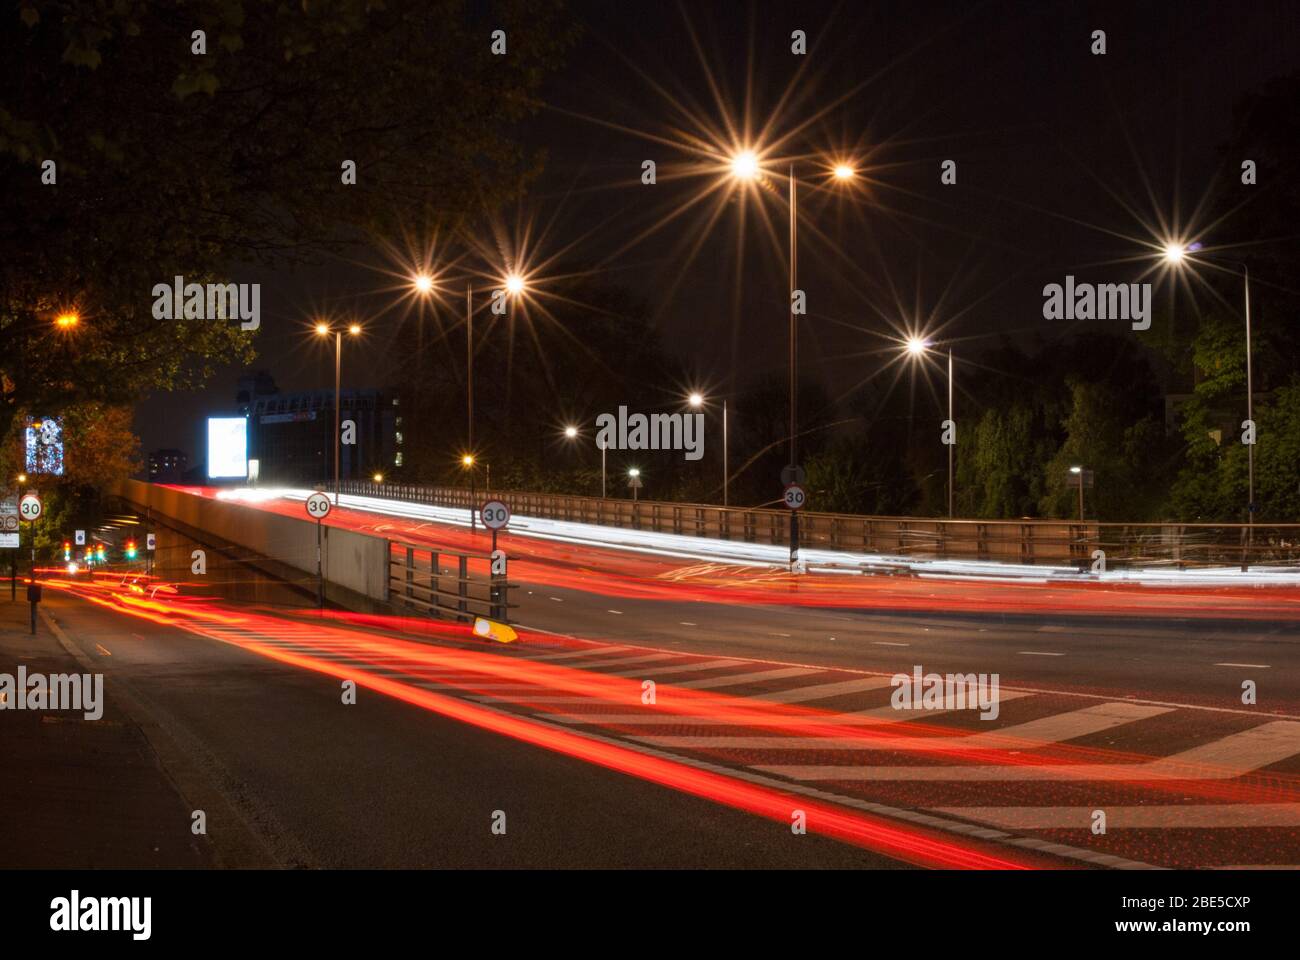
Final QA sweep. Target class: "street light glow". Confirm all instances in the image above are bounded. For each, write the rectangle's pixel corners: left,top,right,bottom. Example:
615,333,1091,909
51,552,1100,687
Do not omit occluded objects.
833,164,855,181
730,150,760,180
628,467,640,478
372,472,383,483
688,392,704,408
564,425,578,438
348,323,362,336
55,312,79,329
314,322,329,336
1070,465,1083,474
905,336,929,356
504,273,526,296
462,454,475,467
1163,243,1187,264
412,274,434,294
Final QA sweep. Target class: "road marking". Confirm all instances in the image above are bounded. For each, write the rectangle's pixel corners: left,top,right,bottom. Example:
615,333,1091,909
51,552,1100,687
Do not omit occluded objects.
755,720,1300,782
871,641,909,647
536,691,1038,727
523,645,631,662
1215,662,1271,669
935,804,1300,829
606,609,624,615
679,622,696,626
633,703,1170,751
578,653,677,669
549,597,564,602
1017,651,1064,657
608,658,740,678
94,643,112,657
770,632,792,638
673,667,819,690
758,676,895,705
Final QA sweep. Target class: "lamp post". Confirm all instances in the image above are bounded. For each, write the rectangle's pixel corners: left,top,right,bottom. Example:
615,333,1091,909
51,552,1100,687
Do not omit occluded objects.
727,153,856,567
905,337,956,518
1070,465,1085,521
315,321,362,505
1162,244,1255,568
688,392,729,507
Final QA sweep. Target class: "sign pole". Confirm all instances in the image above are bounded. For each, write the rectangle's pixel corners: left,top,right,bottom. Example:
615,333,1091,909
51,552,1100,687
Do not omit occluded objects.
316,517,323,609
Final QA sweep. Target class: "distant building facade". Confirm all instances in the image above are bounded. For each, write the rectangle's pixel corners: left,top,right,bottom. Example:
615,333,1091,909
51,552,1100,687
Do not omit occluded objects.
148,448,189,483
236,372,402,485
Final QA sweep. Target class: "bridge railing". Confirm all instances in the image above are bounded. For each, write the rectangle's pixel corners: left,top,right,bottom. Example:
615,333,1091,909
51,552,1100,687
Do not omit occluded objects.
387,540,513,622
338,481,1300,568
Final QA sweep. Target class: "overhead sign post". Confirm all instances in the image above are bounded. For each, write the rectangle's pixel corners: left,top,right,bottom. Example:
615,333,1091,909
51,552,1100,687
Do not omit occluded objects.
305,492,332,608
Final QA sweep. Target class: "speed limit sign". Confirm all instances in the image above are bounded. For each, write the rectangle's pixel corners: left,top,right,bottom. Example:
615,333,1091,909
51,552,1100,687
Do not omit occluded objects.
481,500,511,530
782,483,806,510
305,492,332,520
18,493,42,521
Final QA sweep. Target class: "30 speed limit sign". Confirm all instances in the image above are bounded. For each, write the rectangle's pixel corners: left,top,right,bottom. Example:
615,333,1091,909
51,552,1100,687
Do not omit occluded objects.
782,483,806,510
481,500,511,530
305,492,332,520
18,493,42,521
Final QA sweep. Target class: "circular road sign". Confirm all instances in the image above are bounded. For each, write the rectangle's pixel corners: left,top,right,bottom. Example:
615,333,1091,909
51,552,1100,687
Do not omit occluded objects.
481,499,511,530
782,483,806,511
18,493,43,521
305,492,332,520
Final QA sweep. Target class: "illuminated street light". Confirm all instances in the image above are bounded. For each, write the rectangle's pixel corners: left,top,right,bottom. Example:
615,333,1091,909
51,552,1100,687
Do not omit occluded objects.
372,472,383,483
730,150,760,180
833,164,855,181
687,392,704,408
628,467,640,477
16,473,26,484
314,320,363,504
905,336,929,357
412,273,434,294
504,273,526,296
1161,240,1254,566
462,453,475,468
901,337,956,517
55,312,79,329
564,425,578,438
1070,465,1086,521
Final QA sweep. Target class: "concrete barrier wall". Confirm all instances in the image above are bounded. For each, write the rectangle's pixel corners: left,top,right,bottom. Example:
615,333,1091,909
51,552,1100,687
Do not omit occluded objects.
114,481,389,601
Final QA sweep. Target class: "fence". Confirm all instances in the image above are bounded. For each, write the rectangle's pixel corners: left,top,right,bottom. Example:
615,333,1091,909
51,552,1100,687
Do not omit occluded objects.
337,480,1300,568
388,540,513,622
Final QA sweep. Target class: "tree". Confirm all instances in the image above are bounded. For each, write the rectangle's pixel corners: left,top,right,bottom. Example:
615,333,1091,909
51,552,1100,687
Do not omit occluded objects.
1,0,576,456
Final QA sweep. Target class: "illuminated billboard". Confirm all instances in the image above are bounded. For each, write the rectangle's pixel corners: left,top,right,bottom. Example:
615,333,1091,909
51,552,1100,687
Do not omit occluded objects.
206,417,248,480
25,416,65,476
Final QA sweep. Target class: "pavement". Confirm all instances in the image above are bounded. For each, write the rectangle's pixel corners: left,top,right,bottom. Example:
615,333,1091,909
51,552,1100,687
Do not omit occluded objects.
0,596,214,868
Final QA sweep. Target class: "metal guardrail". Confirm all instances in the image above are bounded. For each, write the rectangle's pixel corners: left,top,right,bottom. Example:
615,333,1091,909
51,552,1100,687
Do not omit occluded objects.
388,540,513,622
341,482,1300,568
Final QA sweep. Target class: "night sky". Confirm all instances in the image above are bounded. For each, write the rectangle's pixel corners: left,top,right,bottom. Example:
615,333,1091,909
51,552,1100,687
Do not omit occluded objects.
135,0,1300,461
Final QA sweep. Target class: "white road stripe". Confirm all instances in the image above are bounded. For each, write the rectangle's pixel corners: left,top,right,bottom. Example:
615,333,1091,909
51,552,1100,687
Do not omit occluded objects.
756,720,1300,781
535,691,1035,726
521,646,631,662
673,667,819,690
633,703,1169,751
1018,651,1065,657
935,804,1300,829
608,658,741,678
758,676,896,704
1215,662,1271,669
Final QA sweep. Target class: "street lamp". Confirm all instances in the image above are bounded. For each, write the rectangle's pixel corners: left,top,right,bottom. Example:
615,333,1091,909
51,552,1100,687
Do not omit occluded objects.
727,150,856,567
904,337,956,518
55,312,79,329
628,466,642,503
1069,465,1085,521
1162,241,1255,567
314,320,362,505
687,391,730,507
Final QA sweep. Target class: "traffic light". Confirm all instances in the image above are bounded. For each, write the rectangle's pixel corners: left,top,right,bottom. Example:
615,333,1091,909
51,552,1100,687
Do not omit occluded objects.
96,543,106,562
125,539,137,560
63,541,71,561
